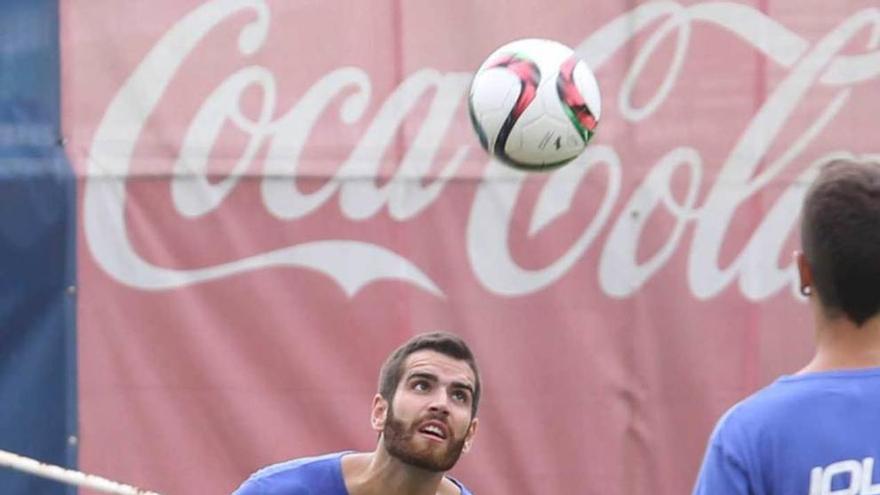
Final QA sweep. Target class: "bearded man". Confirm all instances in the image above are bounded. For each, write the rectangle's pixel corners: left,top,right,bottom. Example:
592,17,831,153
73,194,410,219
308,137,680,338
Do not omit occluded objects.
234,332,480,495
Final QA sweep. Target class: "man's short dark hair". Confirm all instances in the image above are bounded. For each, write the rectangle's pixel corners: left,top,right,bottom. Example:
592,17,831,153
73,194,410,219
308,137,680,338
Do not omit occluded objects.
801,159,880,326
378,332,481,417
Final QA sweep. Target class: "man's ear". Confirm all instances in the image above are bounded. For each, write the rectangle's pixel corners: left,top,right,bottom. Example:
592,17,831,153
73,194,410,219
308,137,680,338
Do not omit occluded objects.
371,394,388,432
462,417,479,454
796,251,814,296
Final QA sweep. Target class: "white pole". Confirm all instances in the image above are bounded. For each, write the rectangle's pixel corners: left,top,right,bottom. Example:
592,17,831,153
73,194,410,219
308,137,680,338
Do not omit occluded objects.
0,449,161,495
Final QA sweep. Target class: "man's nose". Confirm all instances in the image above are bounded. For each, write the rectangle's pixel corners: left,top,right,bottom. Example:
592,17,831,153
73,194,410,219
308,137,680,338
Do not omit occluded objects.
428,391,451,415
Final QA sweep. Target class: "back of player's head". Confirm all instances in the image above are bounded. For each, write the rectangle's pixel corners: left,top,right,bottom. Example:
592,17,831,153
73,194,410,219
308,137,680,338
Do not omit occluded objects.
801,158,880,326
378,331,481,416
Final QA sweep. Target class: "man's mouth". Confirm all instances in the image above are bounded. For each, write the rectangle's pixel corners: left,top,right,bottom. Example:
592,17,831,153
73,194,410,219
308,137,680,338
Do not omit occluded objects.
417,421,448,441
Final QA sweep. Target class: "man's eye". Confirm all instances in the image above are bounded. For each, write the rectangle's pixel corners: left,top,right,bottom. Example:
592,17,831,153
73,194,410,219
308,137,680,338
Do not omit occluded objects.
452,390,470,403
413,381,429,391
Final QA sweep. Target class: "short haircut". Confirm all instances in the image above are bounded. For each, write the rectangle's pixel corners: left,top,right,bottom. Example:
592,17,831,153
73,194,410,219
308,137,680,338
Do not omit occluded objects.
378,332,481,416
801,159,880,325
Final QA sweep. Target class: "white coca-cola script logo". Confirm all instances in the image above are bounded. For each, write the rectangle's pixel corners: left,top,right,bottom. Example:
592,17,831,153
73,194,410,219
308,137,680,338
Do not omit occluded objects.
84,0,880,299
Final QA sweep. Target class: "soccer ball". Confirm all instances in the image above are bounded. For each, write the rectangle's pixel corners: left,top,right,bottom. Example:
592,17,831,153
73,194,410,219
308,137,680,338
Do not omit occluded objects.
468,38,601,171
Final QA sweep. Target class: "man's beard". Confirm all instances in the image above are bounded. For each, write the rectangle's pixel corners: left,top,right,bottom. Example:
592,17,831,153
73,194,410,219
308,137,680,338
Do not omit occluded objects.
382,407,467,472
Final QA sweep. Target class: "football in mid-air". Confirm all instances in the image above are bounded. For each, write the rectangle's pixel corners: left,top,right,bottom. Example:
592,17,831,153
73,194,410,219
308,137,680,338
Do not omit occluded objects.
468,38,601,171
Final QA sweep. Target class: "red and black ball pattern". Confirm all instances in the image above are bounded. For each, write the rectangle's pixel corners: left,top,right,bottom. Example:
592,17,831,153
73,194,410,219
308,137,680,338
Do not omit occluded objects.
468,53,542,166
556,57,598,142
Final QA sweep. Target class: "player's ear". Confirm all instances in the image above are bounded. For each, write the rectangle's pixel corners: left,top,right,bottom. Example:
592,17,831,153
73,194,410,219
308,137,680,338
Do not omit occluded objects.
371,394,388,432
796,251,813,296
462,417,479,454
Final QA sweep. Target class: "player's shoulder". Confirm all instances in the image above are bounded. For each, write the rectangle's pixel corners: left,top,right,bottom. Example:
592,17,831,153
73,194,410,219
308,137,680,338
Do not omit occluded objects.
248,451,347,479
733,368,880,420
712,368,880,441
447,475,475,495
232,451,350,495
708,378,806,443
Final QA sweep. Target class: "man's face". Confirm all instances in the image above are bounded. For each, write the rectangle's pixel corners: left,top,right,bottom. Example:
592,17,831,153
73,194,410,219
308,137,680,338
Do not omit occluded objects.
375,350,478,472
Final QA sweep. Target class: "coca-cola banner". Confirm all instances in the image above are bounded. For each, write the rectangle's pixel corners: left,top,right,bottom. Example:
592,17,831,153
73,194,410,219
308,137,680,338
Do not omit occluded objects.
62,1,879,493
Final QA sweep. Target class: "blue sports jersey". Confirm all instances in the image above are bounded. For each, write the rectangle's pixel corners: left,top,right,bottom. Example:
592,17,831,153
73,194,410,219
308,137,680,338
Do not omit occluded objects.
692,367,880,495
233,451,474,495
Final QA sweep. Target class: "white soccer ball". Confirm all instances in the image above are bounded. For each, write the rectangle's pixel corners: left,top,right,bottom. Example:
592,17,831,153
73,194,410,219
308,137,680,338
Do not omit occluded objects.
468,38,601,171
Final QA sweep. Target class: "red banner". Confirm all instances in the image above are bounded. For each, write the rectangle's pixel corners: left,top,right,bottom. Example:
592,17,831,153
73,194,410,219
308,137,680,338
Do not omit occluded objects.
63,1,880,493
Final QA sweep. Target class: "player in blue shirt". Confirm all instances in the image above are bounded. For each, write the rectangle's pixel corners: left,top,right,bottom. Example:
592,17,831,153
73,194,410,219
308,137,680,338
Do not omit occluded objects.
234,332,479,494
693,159,880,494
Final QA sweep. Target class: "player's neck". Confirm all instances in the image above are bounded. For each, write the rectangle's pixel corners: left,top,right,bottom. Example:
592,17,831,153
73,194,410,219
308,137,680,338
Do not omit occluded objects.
801,308,880,374
341,449,452,495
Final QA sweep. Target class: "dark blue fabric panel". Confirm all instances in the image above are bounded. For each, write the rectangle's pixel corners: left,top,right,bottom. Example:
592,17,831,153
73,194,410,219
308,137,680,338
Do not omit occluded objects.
0,0,77,493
